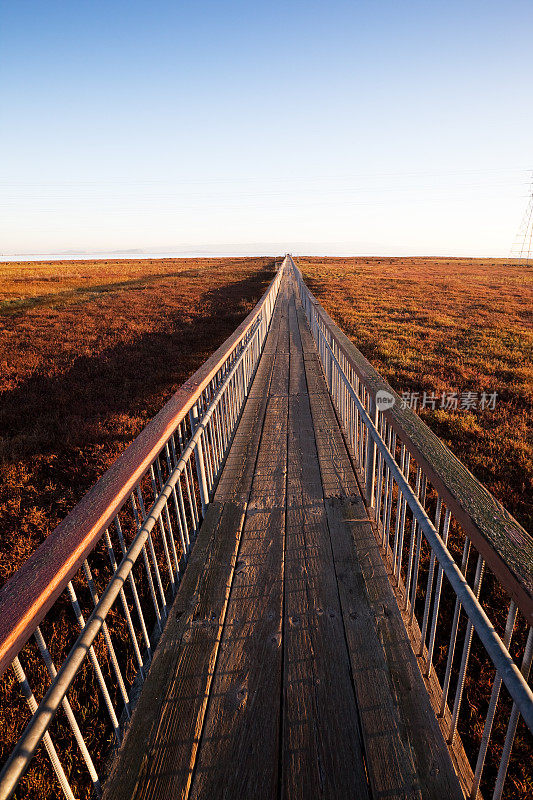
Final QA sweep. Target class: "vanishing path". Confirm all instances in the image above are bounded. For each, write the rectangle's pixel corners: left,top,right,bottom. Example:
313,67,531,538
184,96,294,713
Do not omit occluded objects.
103,268,462,800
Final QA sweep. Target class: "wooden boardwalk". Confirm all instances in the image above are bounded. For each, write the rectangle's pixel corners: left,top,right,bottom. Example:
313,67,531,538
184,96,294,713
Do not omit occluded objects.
104,272,463,800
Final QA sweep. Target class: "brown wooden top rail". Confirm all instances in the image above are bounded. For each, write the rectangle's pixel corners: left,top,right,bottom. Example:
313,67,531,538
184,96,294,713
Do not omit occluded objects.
291,257,533,625
0,264,282,678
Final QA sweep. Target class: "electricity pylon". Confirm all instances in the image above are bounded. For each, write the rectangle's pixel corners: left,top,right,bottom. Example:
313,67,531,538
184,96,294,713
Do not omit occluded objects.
511,172,533,265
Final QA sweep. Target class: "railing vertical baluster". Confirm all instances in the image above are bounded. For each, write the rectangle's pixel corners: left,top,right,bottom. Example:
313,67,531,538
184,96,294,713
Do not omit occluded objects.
209,410,219,482
165,442,187,564
392,444,406,573
212,404,224,475
168,437,191,555
374,417,386,525
104,529,145,671
202,415,215,494
419,498,443,655
11,657,76,800
218,395,228,452
448,554,486,744
190,402,209,516
227,378,236,431
34,626,102,796
365,393,378,508
440,537,472,715
155,459,181,581
134,490,167,620
471,600,517,798
114,517,152,659
242,336,249,389
82,560,131,717
131,496,163,632
222,391,232,449
67,582,122,744
394,449,410,583
149,466,176,593
383,431,396,550
176,472,192,554
425,509,451,677
404,465,422,611
492,627,533,800
409,474,427,624
349,370,356,455
184,457,200,534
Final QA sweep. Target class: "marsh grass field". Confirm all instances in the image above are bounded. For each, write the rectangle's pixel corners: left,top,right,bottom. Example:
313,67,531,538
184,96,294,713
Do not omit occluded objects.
0,257,276,583
295,256,533,799
297,257,532,799
0,256,277,798
298,256,532,532
0,255,531,798
2,255,529,579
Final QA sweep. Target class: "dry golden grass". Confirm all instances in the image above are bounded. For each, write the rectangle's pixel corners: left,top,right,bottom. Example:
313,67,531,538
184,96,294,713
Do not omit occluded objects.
298,256,533,799
298,256,533,532
0,257,276,584
0,257,277,799
0,255,278,797
1,255,531,798
0,257,214,309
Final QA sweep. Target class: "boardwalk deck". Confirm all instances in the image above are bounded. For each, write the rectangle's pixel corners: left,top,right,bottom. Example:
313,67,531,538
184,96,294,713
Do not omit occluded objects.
103,272,463,800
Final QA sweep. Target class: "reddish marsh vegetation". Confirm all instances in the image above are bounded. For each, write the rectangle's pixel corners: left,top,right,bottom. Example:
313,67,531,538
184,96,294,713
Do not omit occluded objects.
299,256,532,532
0,256,275,582
299,256,532,798
0,255,531,797
0,257,275,798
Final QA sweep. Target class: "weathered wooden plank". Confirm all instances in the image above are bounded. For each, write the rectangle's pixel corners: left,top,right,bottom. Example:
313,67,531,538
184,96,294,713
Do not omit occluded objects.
296,305,359,500
216,295,282,504
281,301,370,798
288,289,307,397
333,498,464,800
187,292,290,800
102,278,288,800
102,499,240,800
295,301,463,799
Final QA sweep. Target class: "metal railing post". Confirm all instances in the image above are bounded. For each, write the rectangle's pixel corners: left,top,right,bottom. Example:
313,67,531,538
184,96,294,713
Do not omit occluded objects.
365,394,378,509
190,402,210,516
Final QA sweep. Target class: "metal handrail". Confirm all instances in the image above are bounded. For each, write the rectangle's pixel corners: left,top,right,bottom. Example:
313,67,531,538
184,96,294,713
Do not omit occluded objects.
0,265,283,677
290,255,532,799
0,260,285,800
290,258,532,623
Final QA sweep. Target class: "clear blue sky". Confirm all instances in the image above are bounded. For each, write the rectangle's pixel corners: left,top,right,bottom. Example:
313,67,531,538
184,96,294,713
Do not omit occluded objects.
1,0,532,256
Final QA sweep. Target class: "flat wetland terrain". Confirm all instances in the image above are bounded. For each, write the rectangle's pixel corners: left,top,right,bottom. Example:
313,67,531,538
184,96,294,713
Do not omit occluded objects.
2,255,529,582
299,256,532,532
0,255,531,798
0,256,276,583
298,256,532,799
